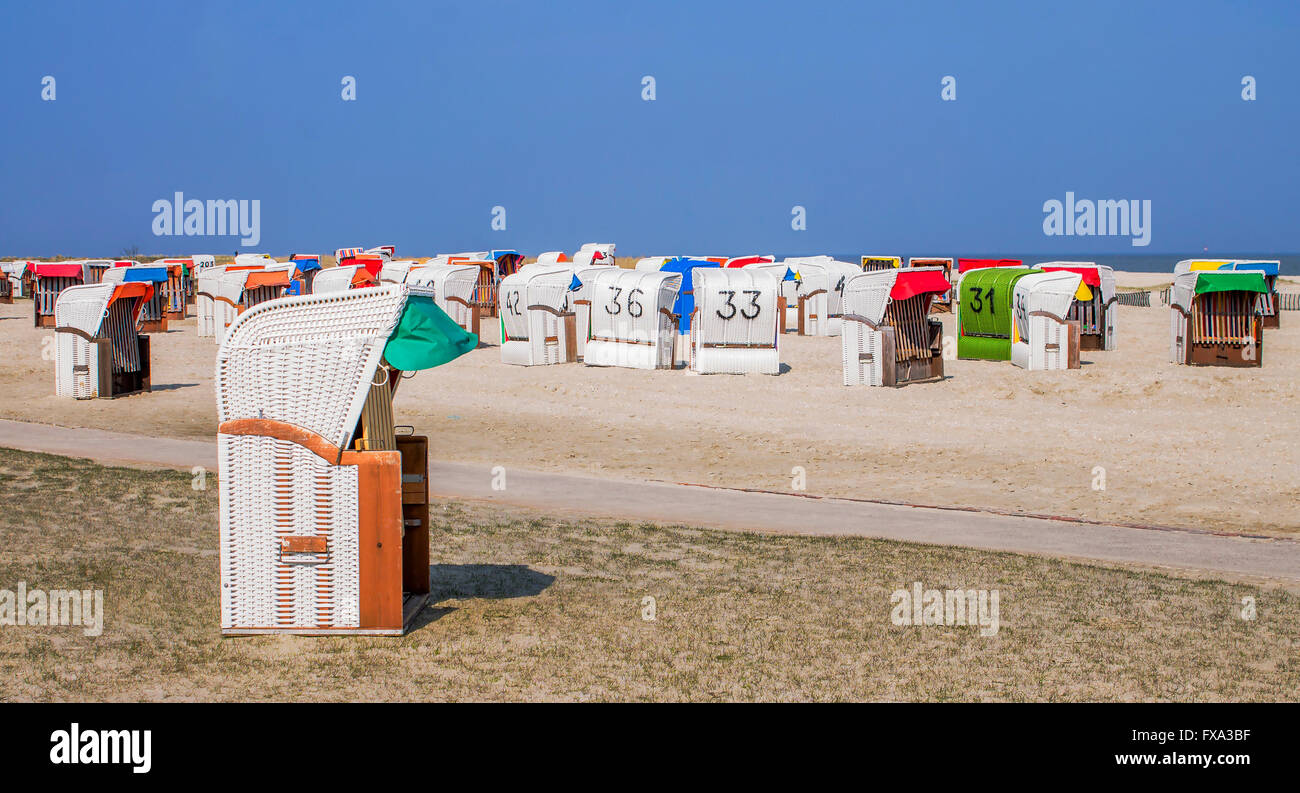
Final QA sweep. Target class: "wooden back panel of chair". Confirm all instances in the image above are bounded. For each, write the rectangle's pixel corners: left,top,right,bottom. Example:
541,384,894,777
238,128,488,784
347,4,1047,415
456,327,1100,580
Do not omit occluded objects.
1191,291,1255,345
884,294,932,362
1067,293,1103,334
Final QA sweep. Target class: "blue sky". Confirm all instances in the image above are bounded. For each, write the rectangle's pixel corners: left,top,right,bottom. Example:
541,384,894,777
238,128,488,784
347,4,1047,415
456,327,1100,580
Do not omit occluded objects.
2,0,1297,257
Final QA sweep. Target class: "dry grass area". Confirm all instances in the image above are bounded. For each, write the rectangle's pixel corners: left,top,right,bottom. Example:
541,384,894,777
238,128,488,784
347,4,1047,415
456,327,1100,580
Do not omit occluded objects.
0,447,1295,702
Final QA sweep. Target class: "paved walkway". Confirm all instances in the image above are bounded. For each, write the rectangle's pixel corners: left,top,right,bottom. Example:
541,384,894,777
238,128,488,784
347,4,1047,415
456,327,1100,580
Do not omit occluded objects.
2,419,1297,582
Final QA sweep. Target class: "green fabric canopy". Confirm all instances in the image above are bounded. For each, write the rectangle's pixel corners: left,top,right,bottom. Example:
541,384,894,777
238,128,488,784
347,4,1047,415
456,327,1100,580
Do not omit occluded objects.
1194,272,1268,295
383,295,478,371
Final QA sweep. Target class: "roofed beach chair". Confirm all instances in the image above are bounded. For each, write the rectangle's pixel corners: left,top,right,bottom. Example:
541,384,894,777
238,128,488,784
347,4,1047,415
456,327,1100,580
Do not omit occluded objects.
689,267,781,374
841,267,951,386
288,254,322,294
861,255,903,272
379,260,421,285
121,265,171,332
54,282,153,399
311,264,379,294
498,265,576,365
151,258,192,319
1039,261,1117,350
32,262,87,328
1175,259,1282,329
1169,270,1266,367
574,243,616,267
196,265,228,337
782,257,837,337
189,255,216,305
216,284,476,635
2,261,30,299
1009,271,1085,371
405,263,482,336
439,251,523,317
908,257,955,312
582,268,682,369
81,259,115,285
957,266,1039,361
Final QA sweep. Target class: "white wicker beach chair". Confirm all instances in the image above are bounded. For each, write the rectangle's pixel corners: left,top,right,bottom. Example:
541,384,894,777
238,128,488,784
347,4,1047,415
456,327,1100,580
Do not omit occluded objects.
79,259,114,285
498,265,576,365
1010,271,1084,371
841,267,949,386
54,283,151,399
213,270,252,345
379,260,421,284
582,269,683,370
216,284,473,635
634,256,672,271
2,262,27,298
405,263,482,336
1037,261,1117,351
32,263,87,328
861,255,903,272
689,268,780,375
196,265,228,337
311,264,372,294
574,243,616,267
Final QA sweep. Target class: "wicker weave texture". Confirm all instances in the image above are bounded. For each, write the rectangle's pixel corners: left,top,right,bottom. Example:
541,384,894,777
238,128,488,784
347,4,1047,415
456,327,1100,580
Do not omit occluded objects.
218,434,361,630
498,266,573,366
583,269,681,370
841,318,884,386
689,268,780,375
54,284,114,398
217,286,407,451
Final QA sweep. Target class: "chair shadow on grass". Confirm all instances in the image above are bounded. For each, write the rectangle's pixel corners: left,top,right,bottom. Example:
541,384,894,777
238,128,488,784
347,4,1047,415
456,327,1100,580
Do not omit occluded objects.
429,564,555,602
412,564,556,630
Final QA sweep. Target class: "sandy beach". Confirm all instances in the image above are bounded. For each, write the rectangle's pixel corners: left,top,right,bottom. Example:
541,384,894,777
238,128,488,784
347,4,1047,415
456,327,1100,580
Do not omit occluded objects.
2,270,1297,536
